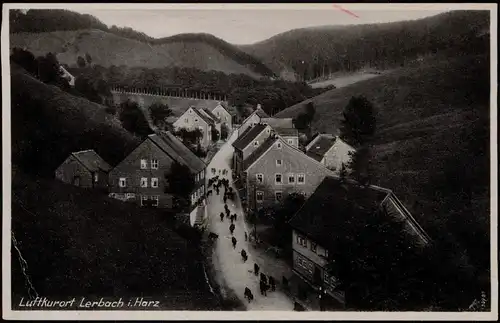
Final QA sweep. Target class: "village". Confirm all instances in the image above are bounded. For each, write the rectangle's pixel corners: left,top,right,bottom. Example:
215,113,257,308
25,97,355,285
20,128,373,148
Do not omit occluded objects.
54,95,432,311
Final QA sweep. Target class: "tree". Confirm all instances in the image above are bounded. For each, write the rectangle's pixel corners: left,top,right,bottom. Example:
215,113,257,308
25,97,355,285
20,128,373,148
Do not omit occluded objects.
271,193,306,249
149,102,172,129
10,48,38,76
36,53,69,89
165,162,195,207
118,100,152,137
85,53,92,65
348,146,372,186
220,123,229,140
293,112,311,131
77,56,86,68
340,96,376,146
325,204,431,310
305,101,316,123
211,127,220,142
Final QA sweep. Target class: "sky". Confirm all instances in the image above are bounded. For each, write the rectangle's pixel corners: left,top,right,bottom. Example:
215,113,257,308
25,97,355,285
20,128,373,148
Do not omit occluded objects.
71,7,448,45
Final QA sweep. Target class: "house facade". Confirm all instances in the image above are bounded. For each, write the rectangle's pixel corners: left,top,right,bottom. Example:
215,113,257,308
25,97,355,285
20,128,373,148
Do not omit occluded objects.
306,135,355,172
232,123,273,178
212,103,233,131
288,176,431,304
108,132,206,210
173,106,215,149
55,149,112,190
237,105,269,137
275,128,299,149
242,136,334,211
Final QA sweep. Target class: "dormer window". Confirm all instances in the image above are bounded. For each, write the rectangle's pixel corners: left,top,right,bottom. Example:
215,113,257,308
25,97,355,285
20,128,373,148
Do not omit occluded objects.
195,118,199,122
254,141,259,146
277,142,282,149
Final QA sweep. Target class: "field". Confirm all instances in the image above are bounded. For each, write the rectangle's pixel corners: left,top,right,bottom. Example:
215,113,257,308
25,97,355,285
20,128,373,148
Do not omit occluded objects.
10,30,263,78
11,171,220,310
308,72,383,89
276,55,491,275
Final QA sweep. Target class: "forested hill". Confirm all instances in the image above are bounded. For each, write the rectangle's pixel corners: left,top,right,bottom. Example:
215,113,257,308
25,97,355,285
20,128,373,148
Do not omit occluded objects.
9,9,275,77
239,10,490,81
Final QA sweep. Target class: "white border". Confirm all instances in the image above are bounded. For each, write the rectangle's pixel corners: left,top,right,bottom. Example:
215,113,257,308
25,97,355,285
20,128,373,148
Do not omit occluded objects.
2,3,498,321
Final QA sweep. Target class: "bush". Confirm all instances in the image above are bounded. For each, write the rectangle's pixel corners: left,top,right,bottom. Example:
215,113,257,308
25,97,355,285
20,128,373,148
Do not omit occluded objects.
118,100,152,137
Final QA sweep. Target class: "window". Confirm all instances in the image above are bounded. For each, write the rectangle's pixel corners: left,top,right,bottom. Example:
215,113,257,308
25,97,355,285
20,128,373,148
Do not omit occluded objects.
277,142,282,149
276,159,282,166
141,195,148,206
287,139,294,145
151,195,159,207
200,171,204,180
288,174,295,184
296,235,307,247
311,242,317,253
184,118,188,123
140,177,148,188
275,191,283,202
254,141,259,146
275,173,282,184
119,178,127,188
140,159,147,169
195,118,199,122
93,173,99,182
325,249,329,258
297,173,305,184
151,178,159,188
194,191,198,199
256,173,263,184
266,128,271,134
256,191,264,202
126,193,135,199
195,173,199,182
151,159,158,169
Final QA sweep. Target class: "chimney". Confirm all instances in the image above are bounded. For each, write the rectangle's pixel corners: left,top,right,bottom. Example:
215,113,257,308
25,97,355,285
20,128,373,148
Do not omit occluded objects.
256,104,261,110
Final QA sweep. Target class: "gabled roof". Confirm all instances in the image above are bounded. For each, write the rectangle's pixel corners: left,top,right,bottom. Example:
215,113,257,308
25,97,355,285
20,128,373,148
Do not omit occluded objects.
212,103,233,116
192,107,215,125
201,108,219,122
306,136,336,161
288,176,390,247
261,117,294,129
255,108,270,118
243,136,279,171
148,132,206,174
275,127,299,137
232,123,269,151
305,133,335,151
71,149,112,173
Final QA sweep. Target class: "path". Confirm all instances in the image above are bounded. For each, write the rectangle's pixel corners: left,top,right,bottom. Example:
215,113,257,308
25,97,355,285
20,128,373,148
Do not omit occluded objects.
205,131,294,311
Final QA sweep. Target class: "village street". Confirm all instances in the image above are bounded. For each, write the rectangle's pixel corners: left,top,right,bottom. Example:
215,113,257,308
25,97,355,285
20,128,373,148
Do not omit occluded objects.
205,131,295,311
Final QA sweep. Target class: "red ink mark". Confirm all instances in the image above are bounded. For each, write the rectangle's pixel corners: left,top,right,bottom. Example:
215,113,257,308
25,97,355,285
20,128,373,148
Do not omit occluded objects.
332,4,360,18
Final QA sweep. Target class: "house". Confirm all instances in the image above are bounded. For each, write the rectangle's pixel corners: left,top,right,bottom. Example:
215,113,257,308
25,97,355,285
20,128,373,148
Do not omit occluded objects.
237,134,334,211
55,149,112,189
173,106,216,149
305,135,355,172
237,104,270,137
274,127,299,149
231,123,273,178
288,176,431,303
108,132,206,209
261,117,294,129
59,65,75,87
211,102,233,131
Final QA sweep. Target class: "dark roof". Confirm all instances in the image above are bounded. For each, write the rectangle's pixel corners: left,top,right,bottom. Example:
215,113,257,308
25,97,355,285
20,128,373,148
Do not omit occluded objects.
191,107,214,125
243,136,279,170
71,150,112,173
232,123,268,151
262,117,294,129
201,108,219,122
275,127,299,137
306,136,336,161
288,176,390,247
148,132,206,173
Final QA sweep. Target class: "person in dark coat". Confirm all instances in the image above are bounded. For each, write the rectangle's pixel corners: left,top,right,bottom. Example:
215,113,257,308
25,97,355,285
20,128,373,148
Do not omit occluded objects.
269,276,276,291
260,273,267,285
254,263,260,276
231,236,237,249
244,232,248,241
234,213,238,221
260,280,267,296
244,287,253,302
241,249,247,262
223,194,227,204
220,212,224,222
229,223,235,235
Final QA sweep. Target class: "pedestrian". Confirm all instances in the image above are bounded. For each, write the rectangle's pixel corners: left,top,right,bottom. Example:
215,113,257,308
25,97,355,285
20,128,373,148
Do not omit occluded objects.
245,232,248,241
223,194,227,204
229,223,235,235
260,280,267,296
269,276,275,291
220,212,224,222
219,169,221,175
232,236,237,249
241,249,247,262
234,213,238,221
254,263,260,276
260,273,267,285
244,287,253,303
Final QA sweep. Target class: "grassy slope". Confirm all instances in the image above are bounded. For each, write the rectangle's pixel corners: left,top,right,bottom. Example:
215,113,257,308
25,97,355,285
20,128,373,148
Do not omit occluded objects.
11,171,219,310
276,55,490,237
10,63,141,175
10,29,263,78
